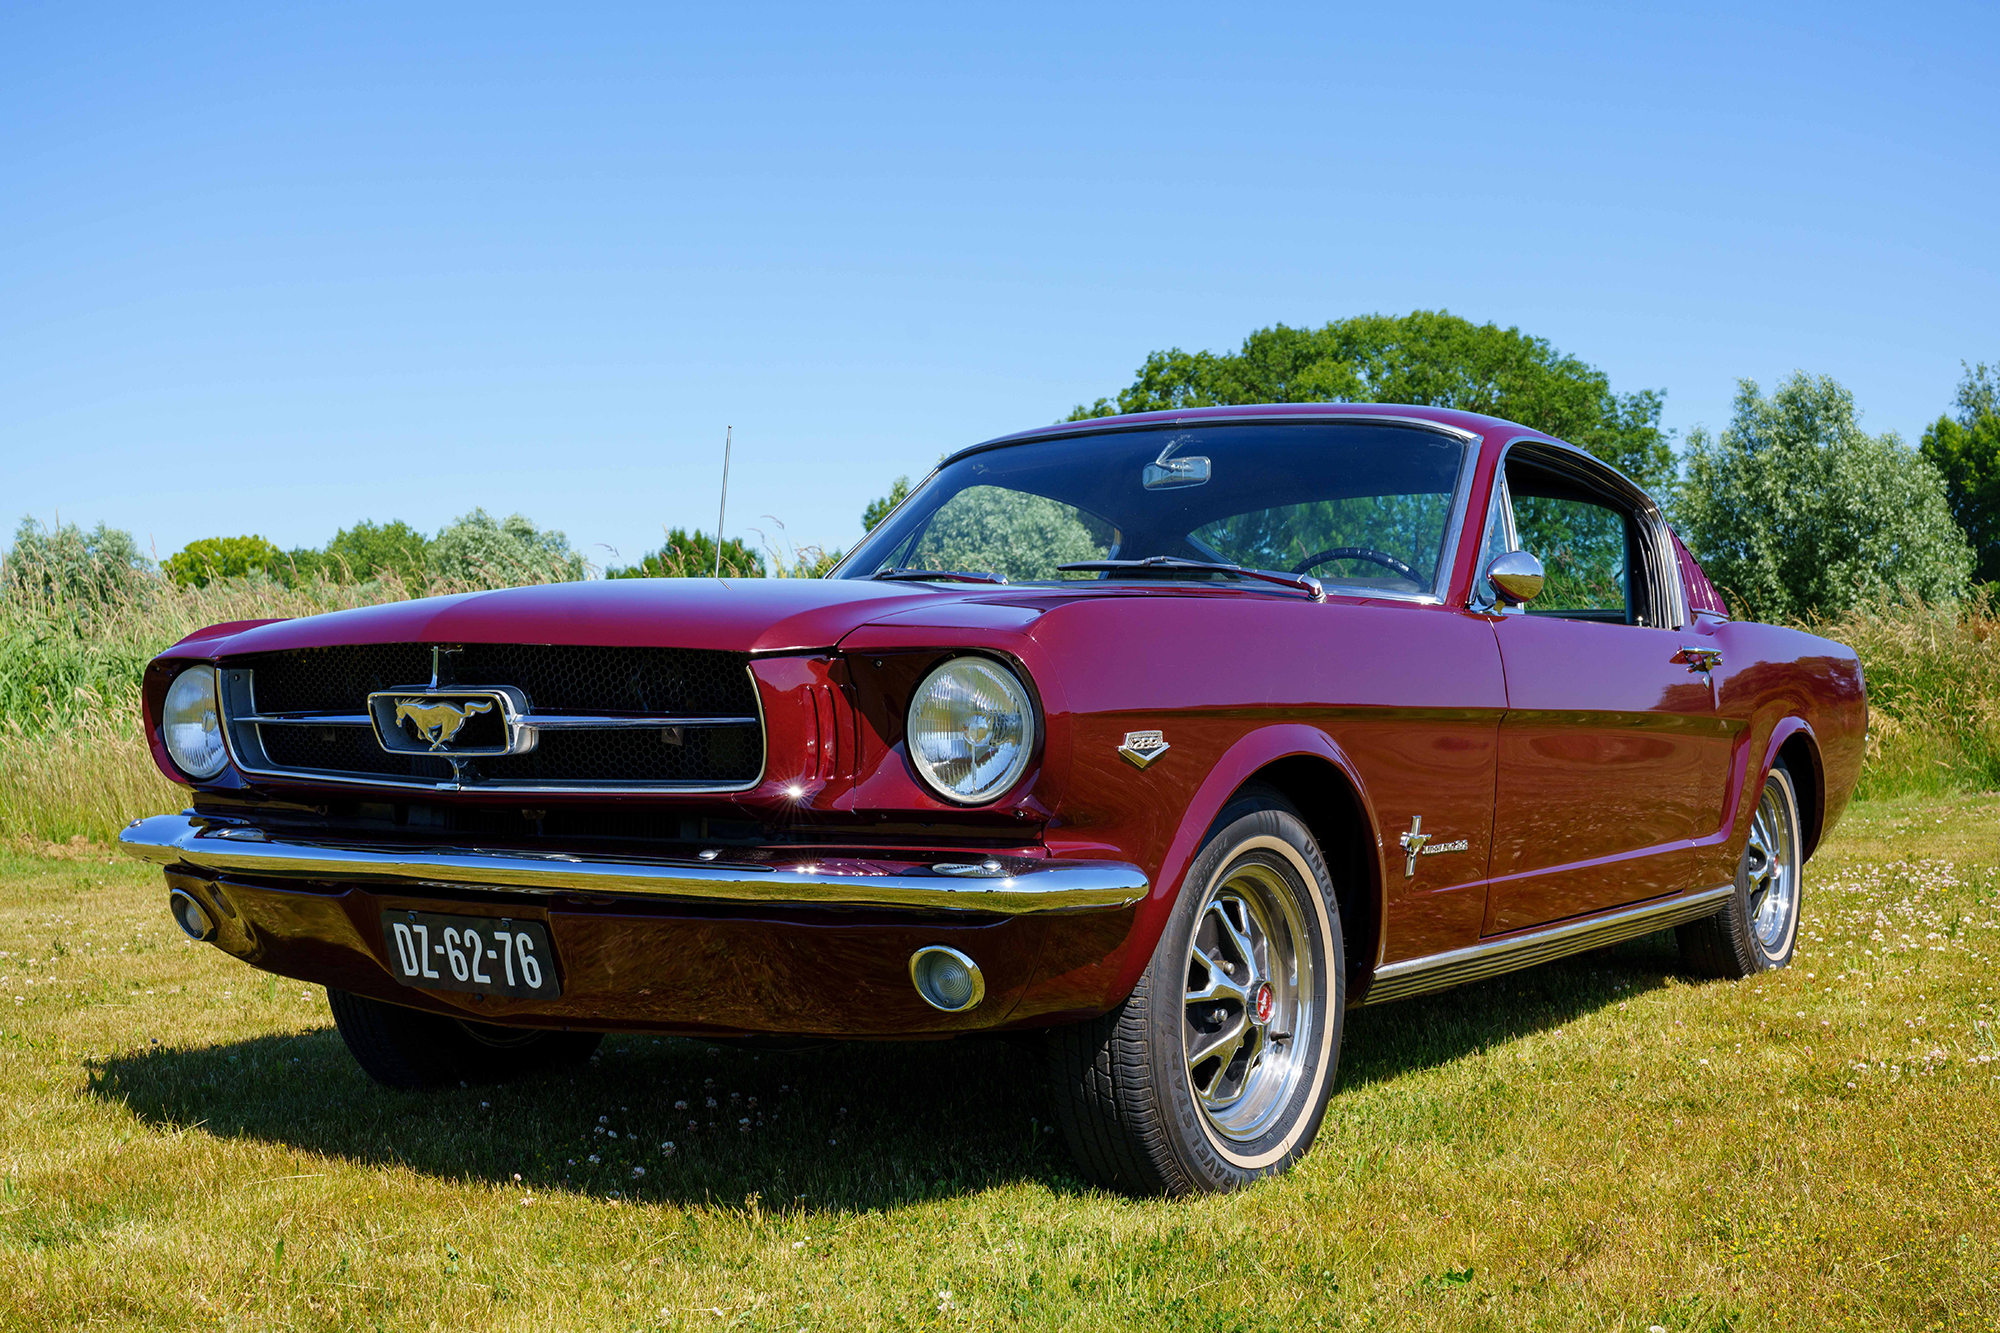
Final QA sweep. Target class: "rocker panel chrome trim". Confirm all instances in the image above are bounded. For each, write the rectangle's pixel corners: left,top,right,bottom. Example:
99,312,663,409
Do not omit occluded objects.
117,814,1147,916
1362,884,1732,1005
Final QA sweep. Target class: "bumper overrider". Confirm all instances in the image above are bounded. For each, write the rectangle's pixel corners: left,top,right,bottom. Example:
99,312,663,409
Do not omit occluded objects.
119,814,1150,1037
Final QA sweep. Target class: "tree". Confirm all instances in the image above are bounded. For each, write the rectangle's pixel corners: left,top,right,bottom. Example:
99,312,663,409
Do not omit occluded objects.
863,477,911,533
1676,373,1972,622
902,487,1107,582
1068,310,1676,494
429,509,585,585
1919,361,2000,583
605,528,767,579
3,516,149,612
315,519,434,585
162,534,286,587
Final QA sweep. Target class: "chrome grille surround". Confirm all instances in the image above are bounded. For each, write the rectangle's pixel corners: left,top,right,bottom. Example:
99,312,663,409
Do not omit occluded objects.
218,644,767,793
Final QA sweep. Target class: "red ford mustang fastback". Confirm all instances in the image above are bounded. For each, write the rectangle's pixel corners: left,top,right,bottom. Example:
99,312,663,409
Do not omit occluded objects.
121,404,1866,1196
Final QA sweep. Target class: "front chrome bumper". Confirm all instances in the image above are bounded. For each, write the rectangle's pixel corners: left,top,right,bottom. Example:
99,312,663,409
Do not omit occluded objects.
117,814,1149,916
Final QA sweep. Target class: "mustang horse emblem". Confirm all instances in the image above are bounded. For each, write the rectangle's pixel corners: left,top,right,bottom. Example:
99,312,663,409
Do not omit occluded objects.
393,698,495,751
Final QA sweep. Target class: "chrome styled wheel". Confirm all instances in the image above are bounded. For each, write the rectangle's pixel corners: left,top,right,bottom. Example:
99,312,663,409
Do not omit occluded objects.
1047,787,1344,1196
1183,858,1315,1143
1678,759,1805,978
1743,775,1799,957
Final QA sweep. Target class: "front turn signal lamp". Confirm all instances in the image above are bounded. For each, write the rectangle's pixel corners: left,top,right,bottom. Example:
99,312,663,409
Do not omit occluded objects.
905,656,1035,805
161,665,228,780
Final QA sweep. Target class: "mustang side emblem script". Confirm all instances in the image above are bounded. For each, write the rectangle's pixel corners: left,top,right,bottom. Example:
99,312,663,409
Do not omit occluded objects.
1398,816,1470,877
1118,730,1171,768
393,698,494,750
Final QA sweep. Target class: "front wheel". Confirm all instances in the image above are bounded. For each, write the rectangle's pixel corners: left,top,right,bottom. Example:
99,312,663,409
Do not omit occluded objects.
1046,789,1344,1196
328,988,602,1089
1679,760,1804,978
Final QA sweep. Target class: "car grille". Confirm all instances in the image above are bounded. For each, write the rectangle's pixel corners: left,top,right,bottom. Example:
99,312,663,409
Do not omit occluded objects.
220,643,764,791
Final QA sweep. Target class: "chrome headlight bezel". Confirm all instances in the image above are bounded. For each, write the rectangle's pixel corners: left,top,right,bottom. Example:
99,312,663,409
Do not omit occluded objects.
904,655,1038,806
160,664,228,781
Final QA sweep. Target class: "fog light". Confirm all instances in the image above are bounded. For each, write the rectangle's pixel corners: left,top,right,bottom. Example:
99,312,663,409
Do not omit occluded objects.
909,945,985,1013
169,888,216,942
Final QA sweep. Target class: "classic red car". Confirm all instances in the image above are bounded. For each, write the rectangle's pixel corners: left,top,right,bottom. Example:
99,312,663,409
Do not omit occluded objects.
121,404,1866,1196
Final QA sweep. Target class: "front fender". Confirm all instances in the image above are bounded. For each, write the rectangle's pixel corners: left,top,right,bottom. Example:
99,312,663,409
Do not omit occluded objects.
1092,723,1383,1005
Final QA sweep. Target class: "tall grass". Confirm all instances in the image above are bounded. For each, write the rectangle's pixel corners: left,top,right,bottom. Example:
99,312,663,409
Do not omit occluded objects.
0,553,583,844
4,547,1997,842
1811,586,2000,799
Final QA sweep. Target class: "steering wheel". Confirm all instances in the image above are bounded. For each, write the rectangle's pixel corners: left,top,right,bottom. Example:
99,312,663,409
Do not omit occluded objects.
1290,546,1418,581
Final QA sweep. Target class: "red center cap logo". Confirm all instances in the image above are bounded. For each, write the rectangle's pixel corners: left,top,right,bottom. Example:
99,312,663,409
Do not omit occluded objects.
1253,982,1274,1024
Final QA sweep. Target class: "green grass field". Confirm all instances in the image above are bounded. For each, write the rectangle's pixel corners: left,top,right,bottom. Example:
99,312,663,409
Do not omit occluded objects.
2,795,1996,1331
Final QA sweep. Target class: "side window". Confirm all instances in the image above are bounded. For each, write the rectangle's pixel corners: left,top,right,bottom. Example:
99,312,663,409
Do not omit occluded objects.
1511,488,1633,622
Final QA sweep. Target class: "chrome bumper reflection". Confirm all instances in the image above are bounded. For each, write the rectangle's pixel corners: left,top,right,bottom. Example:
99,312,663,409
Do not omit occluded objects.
117,814,1148,916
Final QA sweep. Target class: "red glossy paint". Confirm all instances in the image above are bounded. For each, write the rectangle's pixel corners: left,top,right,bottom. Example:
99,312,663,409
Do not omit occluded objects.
1484,614,1739,933
133,403,1868,1036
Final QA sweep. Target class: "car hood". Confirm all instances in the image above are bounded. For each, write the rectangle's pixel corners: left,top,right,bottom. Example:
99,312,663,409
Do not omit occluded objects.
168,577,1033,659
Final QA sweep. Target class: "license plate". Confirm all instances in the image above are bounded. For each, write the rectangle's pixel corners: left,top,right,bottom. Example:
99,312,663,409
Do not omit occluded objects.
380,911,560,999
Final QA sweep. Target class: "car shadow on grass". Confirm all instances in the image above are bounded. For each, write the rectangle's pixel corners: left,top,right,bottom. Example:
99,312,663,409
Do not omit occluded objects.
1339,928,1689,1091
86,931,1690,1211
87,1025,1084,1212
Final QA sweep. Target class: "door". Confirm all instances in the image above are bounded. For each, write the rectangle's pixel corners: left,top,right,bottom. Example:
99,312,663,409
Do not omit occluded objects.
1483,459,1735,934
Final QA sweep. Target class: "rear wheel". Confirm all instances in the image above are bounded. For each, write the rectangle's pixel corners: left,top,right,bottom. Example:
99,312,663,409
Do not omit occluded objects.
327,988,602,1089
1679,761,1804,978
1046,789,1343,1196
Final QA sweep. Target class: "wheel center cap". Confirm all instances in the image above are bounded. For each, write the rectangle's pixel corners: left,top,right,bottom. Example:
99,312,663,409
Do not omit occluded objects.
1253,981,1274,1025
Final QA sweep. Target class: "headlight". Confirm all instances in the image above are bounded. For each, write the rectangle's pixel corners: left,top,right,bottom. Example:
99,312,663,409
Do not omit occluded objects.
161,665,227,780
905,656,1036,805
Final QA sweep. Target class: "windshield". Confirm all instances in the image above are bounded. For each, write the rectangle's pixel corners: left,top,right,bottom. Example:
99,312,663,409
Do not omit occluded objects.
836,421,1472,596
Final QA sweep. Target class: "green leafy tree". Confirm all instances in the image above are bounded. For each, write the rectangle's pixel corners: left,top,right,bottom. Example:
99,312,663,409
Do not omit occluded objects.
429,509,585,585
162,534,287,588
1919,361,2000,583
902,487,1108,581
1068,310,1675,494
1676,373,1973,622
863,477,911,533
605,528,766,579
2,516,149,612
316,519,434,585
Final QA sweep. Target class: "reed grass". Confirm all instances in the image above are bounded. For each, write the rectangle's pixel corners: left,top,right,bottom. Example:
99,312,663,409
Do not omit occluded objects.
1809,586,2000,799
3,549,1996,844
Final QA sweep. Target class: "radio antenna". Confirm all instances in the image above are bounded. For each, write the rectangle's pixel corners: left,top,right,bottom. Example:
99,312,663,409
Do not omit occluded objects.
713,425,733,578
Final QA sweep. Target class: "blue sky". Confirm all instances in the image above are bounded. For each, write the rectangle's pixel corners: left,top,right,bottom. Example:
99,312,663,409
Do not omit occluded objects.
3,2,1995,570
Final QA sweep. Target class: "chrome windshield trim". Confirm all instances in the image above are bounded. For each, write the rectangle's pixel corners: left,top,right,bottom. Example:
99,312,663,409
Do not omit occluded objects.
1363,883,1733,1005
117,814,1147,916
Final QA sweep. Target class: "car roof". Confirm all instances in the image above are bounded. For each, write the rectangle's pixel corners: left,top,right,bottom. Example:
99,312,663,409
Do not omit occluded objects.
951,402,1550,468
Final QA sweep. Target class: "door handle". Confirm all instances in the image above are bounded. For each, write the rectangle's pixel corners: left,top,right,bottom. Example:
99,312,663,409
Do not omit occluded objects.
1673,646,1723,674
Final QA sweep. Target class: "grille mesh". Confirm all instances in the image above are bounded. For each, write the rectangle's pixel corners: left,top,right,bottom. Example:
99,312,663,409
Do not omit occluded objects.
232,643,762,789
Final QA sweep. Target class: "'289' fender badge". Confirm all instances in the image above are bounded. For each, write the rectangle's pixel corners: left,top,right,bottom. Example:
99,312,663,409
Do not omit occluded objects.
1119,730,1170,768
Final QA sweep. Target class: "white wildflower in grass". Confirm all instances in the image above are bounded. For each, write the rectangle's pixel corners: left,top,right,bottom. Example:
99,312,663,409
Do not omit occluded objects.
674,1099,688,1111
631,1166,645,1179
587,1154,600,1164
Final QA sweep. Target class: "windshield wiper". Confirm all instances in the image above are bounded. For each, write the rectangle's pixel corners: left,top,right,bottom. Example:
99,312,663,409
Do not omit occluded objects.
1057,557,1325,602
871,567,1009,585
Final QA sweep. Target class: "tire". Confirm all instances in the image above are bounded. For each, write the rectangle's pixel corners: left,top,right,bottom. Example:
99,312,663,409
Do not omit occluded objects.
1046,787,1344,1196
1678,761,1804,979
327,988,602,1089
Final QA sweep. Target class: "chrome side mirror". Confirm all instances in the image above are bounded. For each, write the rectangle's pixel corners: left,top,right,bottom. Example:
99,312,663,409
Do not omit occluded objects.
1485,550,1545,605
